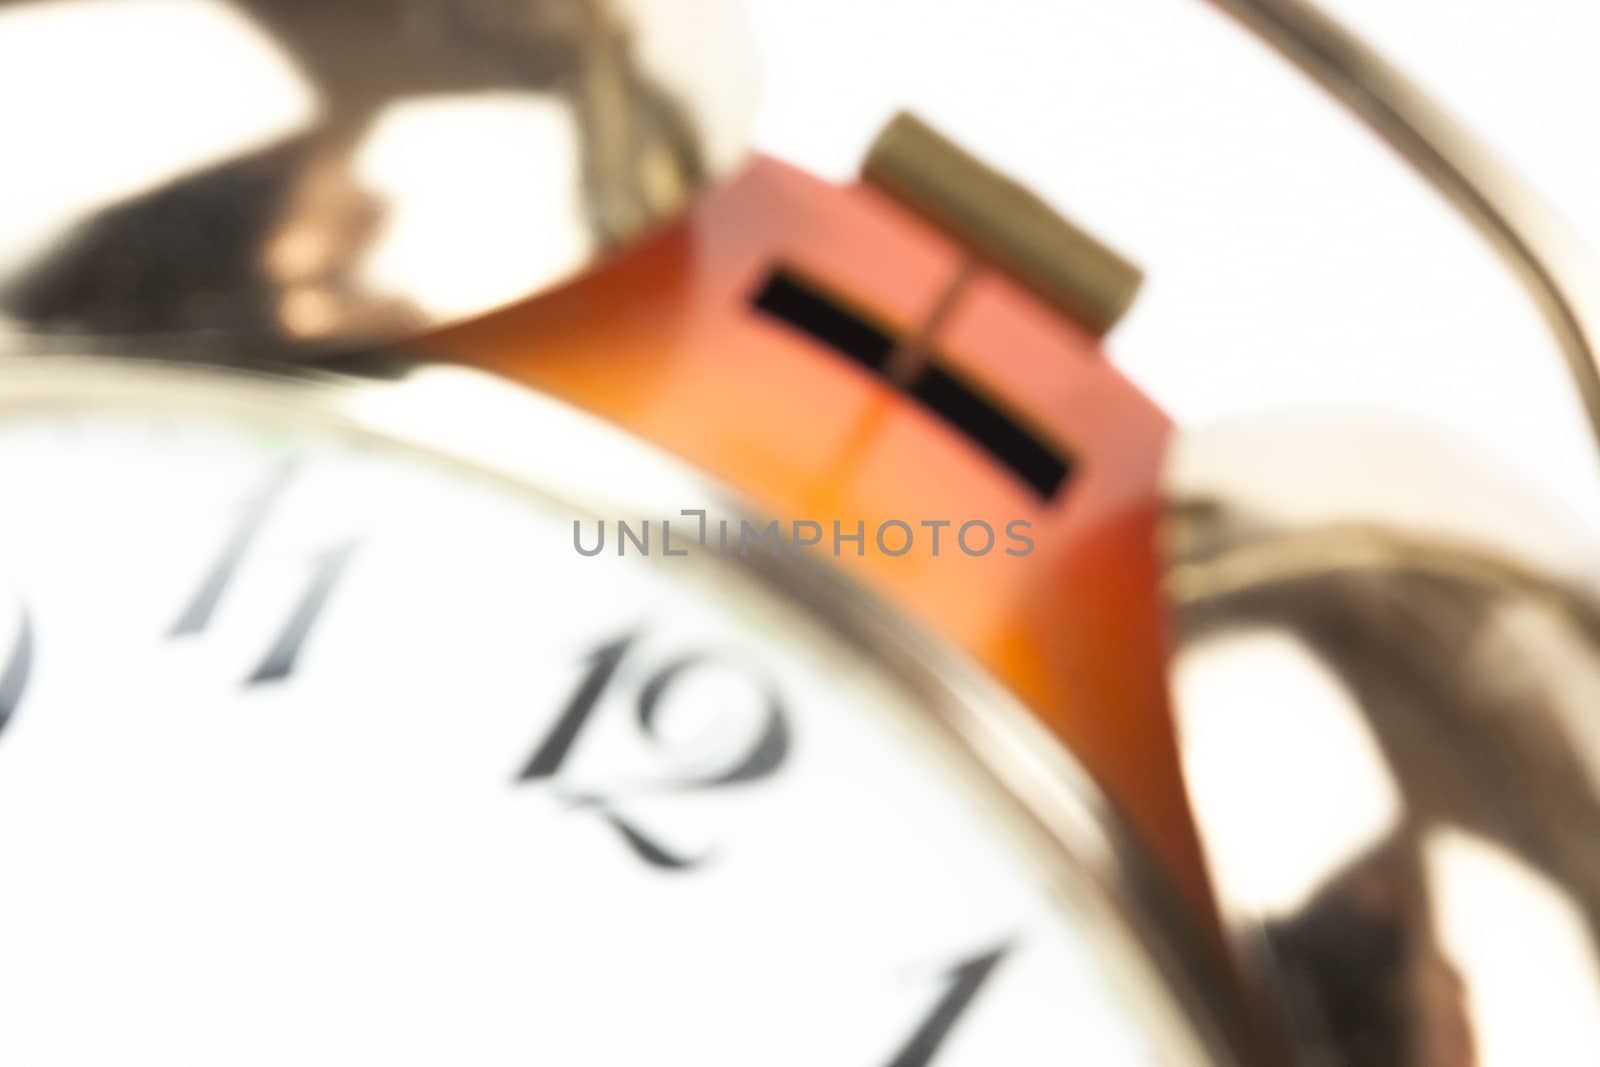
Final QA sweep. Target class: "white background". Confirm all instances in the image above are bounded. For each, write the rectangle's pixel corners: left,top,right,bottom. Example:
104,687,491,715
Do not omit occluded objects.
746,0,1600,531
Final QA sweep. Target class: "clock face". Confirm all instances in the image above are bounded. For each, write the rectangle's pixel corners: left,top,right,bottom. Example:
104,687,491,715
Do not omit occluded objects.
0,361,1215,1066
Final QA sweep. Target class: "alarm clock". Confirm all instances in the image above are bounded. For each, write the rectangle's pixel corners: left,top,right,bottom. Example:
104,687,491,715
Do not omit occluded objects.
2,2,1598,1065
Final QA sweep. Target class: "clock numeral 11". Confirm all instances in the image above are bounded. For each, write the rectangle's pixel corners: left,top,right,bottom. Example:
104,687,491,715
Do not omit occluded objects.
519,628,791,871
169,461,357,686
0,608,33,737
244,542,359,684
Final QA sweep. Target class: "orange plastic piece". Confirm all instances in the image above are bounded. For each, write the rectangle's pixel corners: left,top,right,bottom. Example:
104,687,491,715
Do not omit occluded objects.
427,156,1209,914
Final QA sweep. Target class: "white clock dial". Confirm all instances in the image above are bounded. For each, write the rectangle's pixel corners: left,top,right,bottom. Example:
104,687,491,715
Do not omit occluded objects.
0,362,1220,1066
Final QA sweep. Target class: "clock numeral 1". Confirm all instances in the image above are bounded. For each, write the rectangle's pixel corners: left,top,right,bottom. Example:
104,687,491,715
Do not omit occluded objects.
885,944,1012,1067
170,461,357,686
519,628,791,871
0,609,33,736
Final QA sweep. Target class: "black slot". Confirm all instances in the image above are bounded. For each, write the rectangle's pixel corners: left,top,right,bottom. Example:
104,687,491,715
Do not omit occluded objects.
909,366,1071,498
751,270,895,373
750,267,1073,499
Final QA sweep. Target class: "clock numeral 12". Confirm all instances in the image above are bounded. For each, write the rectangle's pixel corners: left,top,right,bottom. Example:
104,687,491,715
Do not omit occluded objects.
519,628,791,871
884,944,1012,1067
0,608,34,737
169,461,357,686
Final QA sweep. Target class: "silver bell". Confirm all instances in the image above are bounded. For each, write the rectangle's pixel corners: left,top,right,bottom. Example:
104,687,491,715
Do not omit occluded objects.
0,0,753,348
1166,414,1600,1066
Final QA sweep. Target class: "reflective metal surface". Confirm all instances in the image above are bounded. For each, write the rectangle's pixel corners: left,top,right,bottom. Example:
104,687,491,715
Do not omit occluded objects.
0,0,753,348
1165,414,1600,1066
860,112,1144,338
